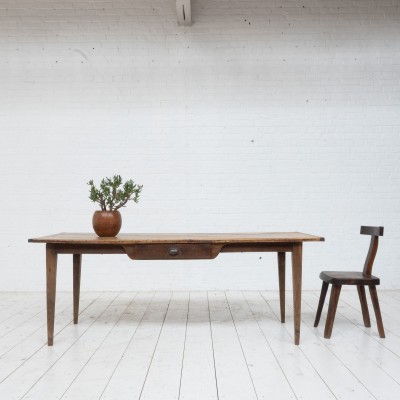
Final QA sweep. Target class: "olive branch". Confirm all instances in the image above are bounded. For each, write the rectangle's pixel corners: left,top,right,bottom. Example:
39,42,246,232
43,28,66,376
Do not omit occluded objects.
88,175,143,211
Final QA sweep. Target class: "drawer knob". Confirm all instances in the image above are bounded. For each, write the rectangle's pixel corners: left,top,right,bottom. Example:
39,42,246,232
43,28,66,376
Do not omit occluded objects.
168,247,180,256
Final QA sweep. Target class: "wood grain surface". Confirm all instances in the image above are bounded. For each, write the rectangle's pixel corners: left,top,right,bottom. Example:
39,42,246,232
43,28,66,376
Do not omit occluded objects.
29,232,324,244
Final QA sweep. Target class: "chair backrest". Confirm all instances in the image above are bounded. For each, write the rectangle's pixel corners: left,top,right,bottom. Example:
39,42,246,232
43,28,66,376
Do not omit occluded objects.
360,226,384,276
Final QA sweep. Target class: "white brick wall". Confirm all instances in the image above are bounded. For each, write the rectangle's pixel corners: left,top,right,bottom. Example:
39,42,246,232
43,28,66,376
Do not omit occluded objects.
0,0,399,291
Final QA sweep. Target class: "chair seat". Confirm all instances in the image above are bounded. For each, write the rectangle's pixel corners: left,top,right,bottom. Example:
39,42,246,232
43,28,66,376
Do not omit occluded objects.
319,271,380,285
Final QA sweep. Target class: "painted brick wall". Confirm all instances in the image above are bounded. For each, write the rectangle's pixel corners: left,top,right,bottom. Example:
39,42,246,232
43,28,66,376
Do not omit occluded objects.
0,0,399,291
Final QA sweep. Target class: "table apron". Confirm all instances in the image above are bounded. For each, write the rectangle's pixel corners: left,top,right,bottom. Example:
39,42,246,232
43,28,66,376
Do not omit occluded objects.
47,242,295,258
221,243,293,253
47,244,125,254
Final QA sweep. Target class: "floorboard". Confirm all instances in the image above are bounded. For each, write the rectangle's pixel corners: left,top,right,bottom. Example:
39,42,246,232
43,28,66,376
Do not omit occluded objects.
0,292,118,400
62,292,153,399
208,291,257,400
179,291,218,400
304,291,400,399
226,291,296,399
140,292,189,400
100,291,172,400
245,291,336,399
0,291,399,400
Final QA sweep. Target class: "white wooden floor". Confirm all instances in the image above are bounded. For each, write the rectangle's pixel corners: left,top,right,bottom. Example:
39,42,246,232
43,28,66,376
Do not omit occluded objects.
1,290,400,400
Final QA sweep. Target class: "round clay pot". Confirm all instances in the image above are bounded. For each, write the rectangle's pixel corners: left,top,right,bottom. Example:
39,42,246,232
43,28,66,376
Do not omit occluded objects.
92,210,122,237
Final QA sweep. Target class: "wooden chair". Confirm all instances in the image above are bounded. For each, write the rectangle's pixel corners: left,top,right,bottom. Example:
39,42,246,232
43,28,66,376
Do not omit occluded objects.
314,226,385,339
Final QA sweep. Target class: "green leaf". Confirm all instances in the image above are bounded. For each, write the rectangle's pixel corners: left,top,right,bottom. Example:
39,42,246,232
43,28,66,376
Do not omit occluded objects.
87,175,143,211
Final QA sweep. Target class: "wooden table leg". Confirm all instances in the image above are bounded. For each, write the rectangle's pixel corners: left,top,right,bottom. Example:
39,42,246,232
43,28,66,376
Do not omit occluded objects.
46,244,58,346
277,252,286,323
291,243,302,345
73,254,82,324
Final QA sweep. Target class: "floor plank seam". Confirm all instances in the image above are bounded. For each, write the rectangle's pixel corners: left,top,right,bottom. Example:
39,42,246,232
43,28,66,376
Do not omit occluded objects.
207,291,220,400
224,292,259,400
98,291,156,399
242,291,298,400
0,292,104,382
177,292,190,400
339,295,400,344
0,297,44,326
1,291,400,400
137,293,173,400
0,297,70,358
259,292,339,400
311,291,400,360
17,292,122,399
58,292,140,399
298,296,379,400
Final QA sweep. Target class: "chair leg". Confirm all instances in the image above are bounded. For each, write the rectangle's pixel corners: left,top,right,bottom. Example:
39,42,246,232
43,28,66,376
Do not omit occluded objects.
357,285,371,327
314,281,329,327
324,284,342,339
369,285,385,338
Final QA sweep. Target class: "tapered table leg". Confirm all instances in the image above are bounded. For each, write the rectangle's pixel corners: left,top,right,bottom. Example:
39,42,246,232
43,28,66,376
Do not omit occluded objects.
291,243,303,345
277,252,286,323
46,244,58,346
73,254,82,324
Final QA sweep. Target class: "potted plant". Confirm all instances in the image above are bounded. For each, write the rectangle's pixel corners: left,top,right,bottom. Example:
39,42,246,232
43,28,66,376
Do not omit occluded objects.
88,175,143,237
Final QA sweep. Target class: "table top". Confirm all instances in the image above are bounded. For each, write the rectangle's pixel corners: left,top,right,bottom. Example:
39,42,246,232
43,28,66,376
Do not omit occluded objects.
29,232,324,245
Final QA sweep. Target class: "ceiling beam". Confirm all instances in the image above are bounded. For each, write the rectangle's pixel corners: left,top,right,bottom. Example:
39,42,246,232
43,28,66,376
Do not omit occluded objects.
176,0,191,26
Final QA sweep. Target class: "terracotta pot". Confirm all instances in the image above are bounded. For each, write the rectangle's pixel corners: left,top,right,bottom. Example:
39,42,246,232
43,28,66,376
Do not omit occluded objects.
92,210,122,237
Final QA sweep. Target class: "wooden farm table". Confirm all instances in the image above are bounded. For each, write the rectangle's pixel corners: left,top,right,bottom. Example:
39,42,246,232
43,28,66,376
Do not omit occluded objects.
28,232,324,345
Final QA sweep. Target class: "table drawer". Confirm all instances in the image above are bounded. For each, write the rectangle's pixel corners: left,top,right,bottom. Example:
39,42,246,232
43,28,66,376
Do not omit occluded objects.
125,243,215,260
